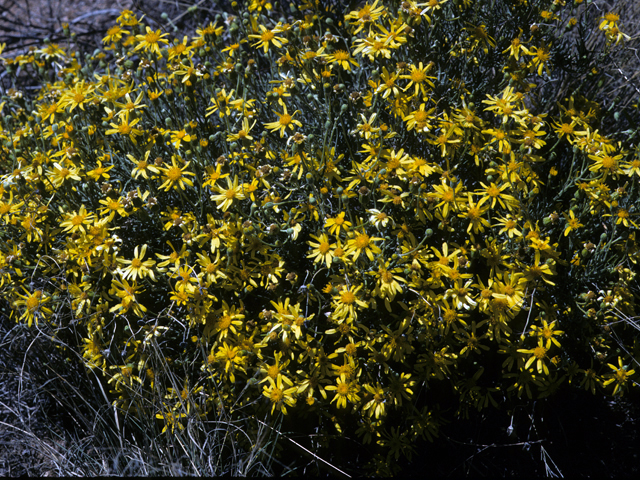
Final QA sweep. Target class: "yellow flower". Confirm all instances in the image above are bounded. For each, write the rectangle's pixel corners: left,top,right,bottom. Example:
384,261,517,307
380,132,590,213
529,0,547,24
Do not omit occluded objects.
14,288,52,327
226,117,256,142
368,209,395,230
115,92,147,118
325,212,352,236
0,192,24,223
155,410,187,434
325,49,359,71
333,284,368,319
494,214,521,238
346,230,383,261
603,357,635,396
362,383,387,419
401,61,435,97
128,151,160,180
135,26,169,55
528,44,551,76
169,129,192,150
210,176,246,211
482,86,524,123
105,114,143,144
376,67,401,99
459,194,490,236
117,244,156,281
374,263,404,300
563,210,583,237
518,339,550,375
356,112,380,139
204,300,245,340
430,180,465,218
159,156,195,191
109,278,147,317
599,12,620,31
249,24,288,53
307,233,336,268
502,30,531,60
116,9,140,26
530,319,564,349
60,205,95,234
98,196,128,222
588,151,623,177
102,25,129,43
86,160,114,182
475,181,516,211
345,0,386,33
521,251,555,285
59,81,94,112
215,342,247,383
48,161,81,188
621,158,640,178
156,241,190,270
262,376,297,414
264,104,302,137
326,374,361,409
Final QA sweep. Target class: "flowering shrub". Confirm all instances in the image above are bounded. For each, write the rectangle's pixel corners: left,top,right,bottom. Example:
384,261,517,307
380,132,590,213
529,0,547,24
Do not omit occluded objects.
1,0,638,474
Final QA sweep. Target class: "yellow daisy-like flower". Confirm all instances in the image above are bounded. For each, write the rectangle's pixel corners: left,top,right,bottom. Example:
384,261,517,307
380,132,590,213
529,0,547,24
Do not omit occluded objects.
155,410,187,434
346,230,383,261
563,210,583,237
48,162,81,188
324,212,352,236
117,244,156,282
362,383,387,419
159,156,195,191
588,151,623,177
325,49,359,71
127,151,160,180
518,339,550,375
98,196,128,222
14,288,52,327
603,357,635,396
307,233,336,268
204,300,245,340
333,284,369,319
264,104,302,137
401,61,435,97
60,205,95,234
530,319,564,349
134,26,169,56
326,374,361,409
262,376,298,415
249,24,288,53
105,114,143,144
210,176,246,211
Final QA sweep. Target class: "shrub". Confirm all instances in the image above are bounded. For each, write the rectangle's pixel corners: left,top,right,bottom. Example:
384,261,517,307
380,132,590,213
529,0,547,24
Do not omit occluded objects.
1,0,639,475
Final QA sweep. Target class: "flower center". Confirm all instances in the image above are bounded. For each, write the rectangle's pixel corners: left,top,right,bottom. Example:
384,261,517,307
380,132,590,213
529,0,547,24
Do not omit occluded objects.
279,114,292,125
355,234,370,249
167,166,183,181
269,387,284,402
145,31,160,43
340,291,355,304
267,364,280,379
533,346,547,359
337,383,350,395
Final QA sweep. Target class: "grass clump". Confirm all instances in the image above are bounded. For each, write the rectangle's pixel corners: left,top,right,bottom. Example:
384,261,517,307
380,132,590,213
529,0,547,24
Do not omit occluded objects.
1,0,639,475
